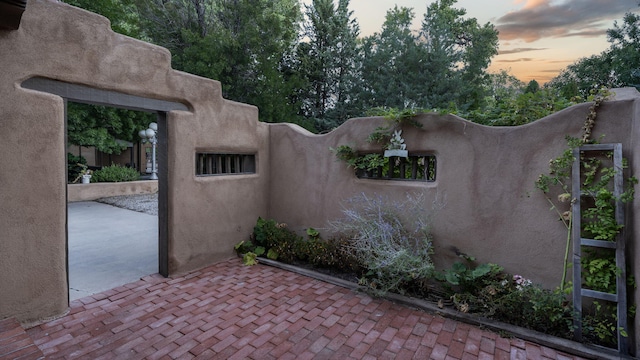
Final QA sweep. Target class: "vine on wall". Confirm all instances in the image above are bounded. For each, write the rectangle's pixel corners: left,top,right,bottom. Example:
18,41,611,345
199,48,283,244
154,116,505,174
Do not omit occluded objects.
535,88,637,347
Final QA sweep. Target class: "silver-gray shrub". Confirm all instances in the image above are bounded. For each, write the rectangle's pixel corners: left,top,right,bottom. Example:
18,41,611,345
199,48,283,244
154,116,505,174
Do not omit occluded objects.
331,192,440,295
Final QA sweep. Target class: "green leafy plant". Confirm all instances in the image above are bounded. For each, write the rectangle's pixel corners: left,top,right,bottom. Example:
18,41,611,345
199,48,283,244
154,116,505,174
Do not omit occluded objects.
489,279,573,337
252,217,301,263
534,89,637,348
582,301,621,347
434,257,574,336
365,107,424,145
330,146,385,172
366,106,425,125
234,217,303,264
242,252,258,266
331,145,359,166
266,248,279,260
303,235,363,273
332,107,425,169
234,240,254,254
436,255,503,295
306,227,320,240
91,163,140,182
581,249,620,293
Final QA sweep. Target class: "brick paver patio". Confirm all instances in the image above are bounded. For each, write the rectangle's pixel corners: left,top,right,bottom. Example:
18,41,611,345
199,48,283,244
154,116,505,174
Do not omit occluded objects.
16,259,587,359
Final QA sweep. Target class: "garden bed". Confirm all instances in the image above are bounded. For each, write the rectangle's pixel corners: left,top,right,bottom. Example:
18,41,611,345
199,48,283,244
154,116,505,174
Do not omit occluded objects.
257,258,624,360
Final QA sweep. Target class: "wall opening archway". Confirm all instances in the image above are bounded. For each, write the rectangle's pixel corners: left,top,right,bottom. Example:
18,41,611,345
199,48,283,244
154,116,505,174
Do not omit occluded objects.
22,77,189,299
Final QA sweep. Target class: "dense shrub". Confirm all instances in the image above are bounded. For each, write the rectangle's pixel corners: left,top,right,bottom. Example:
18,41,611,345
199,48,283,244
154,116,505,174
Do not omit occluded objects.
298,235,363,274
330,192,437,295
251,217,301,263
236,218,363,273
91,164,140,182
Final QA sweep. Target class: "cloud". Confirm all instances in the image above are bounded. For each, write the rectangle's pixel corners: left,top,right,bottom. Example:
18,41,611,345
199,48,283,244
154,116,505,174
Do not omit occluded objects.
561,29,608,38
496,58,535,63
496,0,638,43
498,47,547,55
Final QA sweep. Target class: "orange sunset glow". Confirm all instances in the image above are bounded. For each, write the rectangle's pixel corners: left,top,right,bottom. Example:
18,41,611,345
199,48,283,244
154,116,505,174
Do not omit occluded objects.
304,0,639,83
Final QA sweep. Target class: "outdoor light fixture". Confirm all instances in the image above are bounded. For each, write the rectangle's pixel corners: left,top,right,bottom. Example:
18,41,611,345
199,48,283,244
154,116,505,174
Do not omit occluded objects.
139,122,158,180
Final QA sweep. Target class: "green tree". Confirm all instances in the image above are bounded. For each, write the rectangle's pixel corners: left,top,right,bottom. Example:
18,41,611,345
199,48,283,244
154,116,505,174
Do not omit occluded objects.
606,12,640,89
525,80,540,94
65,0,142,37
67,103,153,154
459,86,572,126
358,1,498,112
297,0,361,131
63,0,154,153
136,0,303,125
420,0,498,110
359,6,426,110
547,54,616,100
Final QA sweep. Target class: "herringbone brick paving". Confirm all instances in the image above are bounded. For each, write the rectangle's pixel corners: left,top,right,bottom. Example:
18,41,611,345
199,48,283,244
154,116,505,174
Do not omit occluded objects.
22,259,586,359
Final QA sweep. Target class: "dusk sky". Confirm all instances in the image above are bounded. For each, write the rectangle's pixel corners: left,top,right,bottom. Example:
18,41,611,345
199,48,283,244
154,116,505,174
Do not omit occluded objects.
304,0,639,83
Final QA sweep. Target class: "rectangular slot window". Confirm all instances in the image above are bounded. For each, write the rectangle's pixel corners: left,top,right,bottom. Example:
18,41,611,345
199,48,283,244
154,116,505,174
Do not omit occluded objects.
196,153,256,176
355,154,436,182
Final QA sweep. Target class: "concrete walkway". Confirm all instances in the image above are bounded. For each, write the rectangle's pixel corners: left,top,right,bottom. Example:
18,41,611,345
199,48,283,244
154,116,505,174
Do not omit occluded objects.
68,201,158,301
25,259,588,359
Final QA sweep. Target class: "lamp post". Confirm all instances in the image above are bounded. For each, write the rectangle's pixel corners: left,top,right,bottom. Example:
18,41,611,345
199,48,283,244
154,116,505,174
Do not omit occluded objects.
139,122,158,180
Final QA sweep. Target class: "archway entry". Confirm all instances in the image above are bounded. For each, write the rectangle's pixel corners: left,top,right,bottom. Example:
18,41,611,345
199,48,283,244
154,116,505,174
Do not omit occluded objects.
22,77,188,300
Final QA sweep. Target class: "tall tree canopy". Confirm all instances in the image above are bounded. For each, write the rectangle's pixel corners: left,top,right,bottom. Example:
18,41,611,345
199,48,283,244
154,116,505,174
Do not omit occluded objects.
65,0,512,133
359,6,424,110
419,0,498,110
66,0,142,38
296,0,361,131
358,0,498,112
137,0,303,124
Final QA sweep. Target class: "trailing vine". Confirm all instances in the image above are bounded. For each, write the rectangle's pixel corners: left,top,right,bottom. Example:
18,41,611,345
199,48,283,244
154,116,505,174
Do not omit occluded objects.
365,107,424,145
581,89,608,143
535,88,614,291
331,107,424,170
535,88,637,348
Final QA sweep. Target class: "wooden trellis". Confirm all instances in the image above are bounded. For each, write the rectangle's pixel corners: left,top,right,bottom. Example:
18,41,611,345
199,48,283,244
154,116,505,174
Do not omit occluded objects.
571,143,628,355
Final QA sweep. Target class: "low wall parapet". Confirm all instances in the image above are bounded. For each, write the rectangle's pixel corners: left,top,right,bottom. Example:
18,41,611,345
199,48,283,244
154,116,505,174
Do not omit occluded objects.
67,180,158,202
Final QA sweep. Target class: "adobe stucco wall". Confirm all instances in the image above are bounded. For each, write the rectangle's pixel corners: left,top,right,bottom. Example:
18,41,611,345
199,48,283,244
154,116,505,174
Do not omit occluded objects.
267,95,640,353
0,0,269,324
268,101,638,287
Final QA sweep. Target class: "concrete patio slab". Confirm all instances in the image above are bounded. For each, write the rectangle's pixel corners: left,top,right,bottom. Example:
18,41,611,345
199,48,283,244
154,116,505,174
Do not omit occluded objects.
67,201,158,301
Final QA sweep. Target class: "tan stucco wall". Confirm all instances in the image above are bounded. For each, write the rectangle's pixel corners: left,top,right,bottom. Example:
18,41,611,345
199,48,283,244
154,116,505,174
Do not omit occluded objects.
0,0,268,324
67,180,158,202
1,0,638,353
267,101,638,286
267,97,640,353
